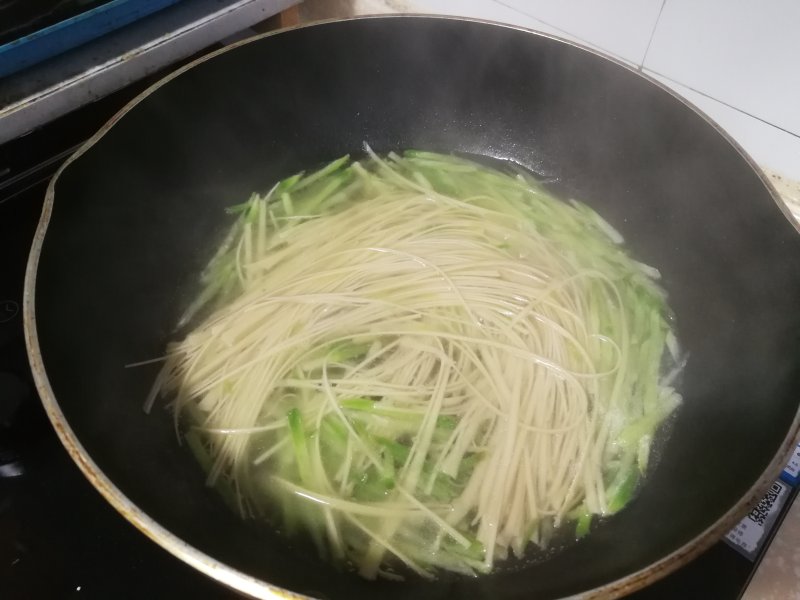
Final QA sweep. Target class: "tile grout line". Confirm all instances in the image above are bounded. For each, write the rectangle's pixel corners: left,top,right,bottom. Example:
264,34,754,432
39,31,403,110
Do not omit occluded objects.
484,0,799,141
645,68,800,140
491,0,629,63
638,0,667,71
492,0,577,39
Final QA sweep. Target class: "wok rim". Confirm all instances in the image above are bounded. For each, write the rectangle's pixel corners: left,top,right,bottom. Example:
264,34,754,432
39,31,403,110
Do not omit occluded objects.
22,13,800,600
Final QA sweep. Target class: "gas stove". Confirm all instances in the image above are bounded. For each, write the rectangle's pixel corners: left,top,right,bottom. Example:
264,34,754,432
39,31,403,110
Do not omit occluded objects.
1,60,798,600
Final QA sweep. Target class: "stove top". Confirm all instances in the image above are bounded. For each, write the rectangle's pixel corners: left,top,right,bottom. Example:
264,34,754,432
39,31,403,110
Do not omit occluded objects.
0,73,796,600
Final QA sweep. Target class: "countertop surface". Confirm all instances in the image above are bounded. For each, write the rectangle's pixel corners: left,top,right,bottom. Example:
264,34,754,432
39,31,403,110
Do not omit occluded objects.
742,493,800,600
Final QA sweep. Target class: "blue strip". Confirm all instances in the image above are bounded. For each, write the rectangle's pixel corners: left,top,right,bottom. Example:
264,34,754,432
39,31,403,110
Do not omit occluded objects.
780,442,800,486
782,471,799,486
0,0,182,78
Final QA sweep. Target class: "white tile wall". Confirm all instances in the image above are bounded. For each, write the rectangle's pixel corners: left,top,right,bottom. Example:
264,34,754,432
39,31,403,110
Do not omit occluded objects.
643,0,800,136
397,0,800,179
401,0,587,48
645,72,800,179
495,0,664,65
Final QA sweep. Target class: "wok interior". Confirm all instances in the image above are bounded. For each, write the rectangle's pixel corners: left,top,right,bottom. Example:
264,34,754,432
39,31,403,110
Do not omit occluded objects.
33,17,800,599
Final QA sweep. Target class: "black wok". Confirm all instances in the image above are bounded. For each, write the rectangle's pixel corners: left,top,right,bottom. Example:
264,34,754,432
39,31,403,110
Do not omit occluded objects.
24,15,800,599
